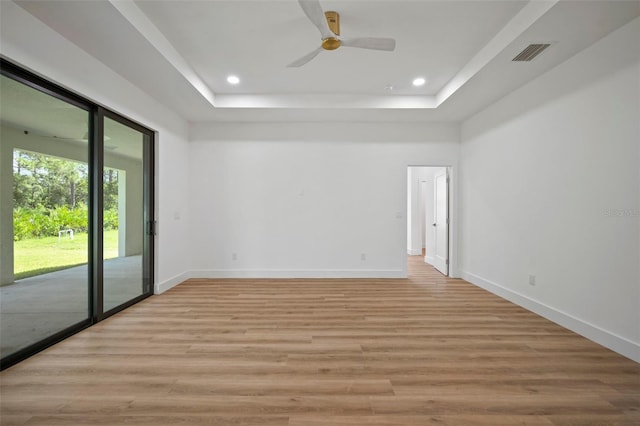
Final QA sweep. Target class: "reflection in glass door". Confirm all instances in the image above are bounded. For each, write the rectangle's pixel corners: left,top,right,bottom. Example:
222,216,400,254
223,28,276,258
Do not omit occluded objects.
101,115,153,314
0,73,91,360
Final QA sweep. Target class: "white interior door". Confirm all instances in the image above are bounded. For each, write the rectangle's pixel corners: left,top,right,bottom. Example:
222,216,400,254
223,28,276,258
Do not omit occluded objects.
433,170,449,275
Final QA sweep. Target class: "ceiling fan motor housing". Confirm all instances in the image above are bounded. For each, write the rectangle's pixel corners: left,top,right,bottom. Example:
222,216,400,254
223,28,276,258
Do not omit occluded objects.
322,38,341,50
322,11,341,50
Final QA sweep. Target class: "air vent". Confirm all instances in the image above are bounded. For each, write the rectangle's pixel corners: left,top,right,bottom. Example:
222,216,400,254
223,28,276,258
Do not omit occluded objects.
512,43,551,62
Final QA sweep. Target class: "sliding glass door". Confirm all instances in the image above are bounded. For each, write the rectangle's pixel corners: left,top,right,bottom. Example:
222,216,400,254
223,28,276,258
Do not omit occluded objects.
0,73,91,360
0,60,154,368
101,114,153,315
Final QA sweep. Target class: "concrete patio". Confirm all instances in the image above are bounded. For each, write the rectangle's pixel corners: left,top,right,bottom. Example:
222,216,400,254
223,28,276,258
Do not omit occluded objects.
0,255,143,358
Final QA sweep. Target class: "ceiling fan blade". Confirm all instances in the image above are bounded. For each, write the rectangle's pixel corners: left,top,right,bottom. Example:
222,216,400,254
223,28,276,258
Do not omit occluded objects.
287,47,323,68
341,37,396,51
298,0,334,40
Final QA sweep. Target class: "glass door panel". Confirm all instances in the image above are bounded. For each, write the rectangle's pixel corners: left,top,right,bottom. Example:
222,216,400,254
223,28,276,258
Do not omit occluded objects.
1,60,154,369
0,74,90,358
102,116,150,313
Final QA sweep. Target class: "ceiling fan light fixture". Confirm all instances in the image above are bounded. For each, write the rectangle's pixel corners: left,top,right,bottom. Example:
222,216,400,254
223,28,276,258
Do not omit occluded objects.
226,75,240,85
412,77,426,87
322,37,341,50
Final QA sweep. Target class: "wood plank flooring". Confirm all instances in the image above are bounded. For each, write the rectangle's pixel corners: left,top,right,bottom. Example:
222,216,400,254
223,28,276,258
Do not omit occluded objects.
1,256,639,425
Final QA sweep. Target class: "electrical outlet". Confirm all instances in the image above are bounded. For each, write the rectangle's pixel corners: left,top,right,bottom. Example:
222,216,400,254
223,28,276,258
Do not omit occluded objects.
529,275,536,286
360,253,367,261
232,253,238,261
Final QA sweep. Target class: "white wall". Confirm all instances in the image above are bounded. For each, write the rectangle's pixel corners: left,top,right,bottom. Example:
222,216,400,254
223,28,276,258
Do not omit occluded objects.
419,180,426,250
0,1,192,293
460,17,640,361
189,122,459,278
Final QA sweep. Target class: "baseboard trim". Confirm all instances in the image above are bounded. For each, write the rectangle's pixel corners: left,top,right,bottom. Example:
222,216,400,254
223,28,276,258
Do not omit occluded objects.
407,249,423,256
154,268,407,293
461,270,640,363
155,271,191,294
190,269,406,279
424,255,435,265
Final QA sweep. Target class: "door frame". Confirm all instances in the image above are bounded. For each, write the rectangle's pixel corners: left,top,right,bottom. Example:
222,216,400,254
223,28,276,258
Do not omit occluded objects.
96,108,155,322
0,58,155,369
406,165,455,278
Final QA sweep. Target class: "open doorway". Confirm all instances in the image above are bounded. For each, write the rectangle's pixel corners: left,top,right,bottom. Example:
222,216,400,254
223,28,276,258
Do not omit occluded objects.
407,166,449,276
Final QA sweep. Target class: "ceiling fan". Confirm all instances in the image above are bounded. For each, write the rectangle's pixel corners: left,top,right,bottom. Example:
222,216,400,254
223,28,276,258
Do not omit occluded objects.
288,0,396,67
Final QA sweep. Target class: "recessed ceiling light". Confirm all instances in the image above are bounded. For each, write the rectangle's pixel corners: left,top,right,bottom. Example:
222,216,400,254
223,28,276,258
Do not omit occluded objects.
227,75,240,85
412,77,426,87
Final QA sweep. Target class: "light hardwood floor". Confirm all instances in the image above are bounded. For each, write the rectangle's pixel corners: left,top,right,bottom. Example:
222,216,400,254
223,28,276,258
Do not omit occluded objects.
1,256,638,425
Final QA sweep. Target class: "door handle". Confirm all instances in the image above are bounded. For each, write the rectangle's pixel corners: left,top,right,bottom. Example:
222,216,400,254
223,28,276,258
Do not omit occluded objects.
147,220,157,235
432,223,436,227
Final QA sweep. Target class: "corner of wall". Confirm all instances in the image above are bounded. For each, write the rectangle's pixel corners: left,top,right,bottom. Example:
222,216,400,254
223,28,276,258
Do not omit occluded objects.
155,270,191,294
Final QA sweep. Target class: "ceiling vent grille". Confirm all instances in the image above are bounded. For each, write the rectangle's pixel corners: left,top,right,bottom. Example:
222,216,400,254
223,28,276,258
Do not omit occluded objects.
513,43,551,62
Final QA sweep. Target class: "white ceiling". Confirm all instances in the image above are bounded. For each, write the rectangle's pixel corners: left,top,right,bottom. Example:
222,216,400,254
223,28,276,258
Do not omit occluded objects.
13,0,640,123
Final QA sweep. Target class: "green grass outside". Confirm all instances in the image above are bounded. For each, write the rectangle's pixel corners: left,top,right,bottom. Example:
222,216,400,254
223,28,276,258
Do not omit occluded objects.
13,230,119,280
